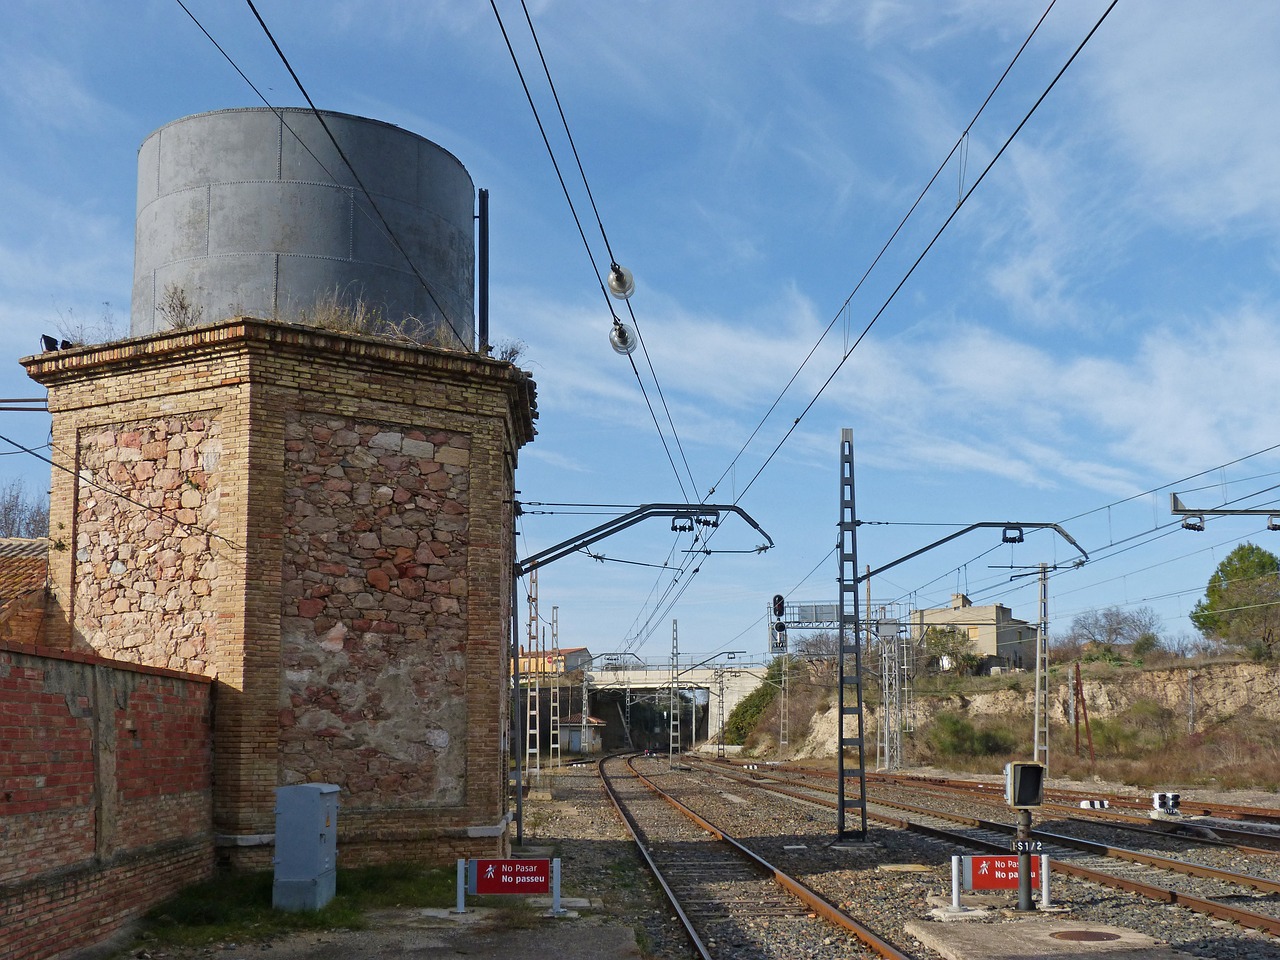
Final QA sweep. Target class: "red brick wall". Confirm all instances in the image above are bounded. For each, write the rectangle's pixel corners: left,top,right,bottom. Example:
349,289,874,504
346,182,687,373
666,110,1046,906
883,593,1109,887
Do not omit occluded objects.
0,641,214,960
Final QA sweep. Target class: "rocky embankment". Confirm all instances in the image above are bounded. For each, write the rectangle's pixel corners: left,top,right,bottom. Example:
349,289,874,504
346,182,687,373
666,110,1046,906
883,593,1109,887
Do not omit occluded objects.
789,660,1274,760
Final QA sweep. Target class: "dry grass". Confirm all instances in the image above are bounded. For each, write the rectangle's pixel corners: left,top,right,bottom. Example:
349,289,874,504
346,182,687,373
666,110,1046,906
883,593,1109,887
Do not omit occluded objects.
904,702,1280,791
1050,713,1280,790
295,287,469,352
158,284,205,329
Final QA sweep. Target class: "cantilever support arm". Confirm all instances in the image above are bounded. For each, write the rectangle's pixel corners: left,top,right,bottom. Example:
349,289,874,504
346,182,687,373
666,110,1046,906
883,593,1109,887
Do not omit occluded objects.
855,521,1087,584
516,503,774,577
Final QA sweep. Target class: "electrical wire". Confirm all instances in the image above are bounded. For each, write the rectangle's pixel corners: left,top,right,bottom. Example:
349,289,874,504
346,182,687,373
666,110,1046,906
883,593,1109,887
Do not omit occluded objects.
704,0,1064,502
731,0,1121,508
0,433,242,549
488,0,700,502
622,0,1141,661
516,0,701,498
607,0,1112,653
883,447,1280,634
241,0,472,351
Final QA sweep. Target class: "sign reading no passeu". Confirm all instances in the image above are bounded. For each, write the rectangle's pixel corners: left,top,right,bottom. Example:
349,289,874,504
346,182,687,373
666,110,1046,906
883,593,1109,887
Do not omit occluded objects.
962,855,1041,890
468,858,552,895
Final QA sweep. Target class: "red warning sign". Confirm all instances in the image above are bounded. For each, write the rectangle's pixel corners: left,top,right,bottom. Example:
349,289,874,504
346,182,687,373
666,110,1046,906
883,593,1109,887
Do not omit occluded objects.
470,858,551,895
963,855,1041,891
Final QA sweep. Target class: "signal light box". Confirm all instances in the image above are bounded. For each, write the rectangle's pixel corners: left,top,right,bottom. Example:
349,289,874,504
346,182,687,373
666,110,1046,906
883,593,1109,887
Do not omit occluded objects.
1005,761,1045,808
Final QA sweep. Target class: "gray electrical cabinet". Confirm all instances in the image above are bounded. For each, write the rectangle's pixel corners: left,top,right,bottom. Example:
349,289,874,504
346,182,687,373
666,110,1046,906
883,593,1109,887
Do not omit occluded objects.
273,783,340,911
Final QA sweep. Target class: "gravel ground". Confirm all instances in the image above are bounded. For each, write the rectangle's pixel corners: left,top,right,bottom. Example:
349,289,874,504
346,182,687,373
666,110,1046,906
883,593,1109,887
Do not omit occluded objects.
619,758,1280,960
107,761,1280,960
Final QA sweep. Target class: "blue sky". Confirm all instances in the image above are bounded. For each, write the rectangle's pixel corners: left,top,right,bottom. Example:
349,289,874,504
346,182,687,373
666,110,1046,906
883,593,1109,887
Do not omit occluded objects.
4,1,1280,665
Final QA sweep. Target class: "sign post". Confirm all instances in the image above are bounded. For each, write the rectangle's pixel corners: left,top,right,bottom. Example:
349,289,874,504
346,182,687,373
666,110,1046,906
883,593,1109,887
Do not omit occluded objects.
962,855,1041,890
1005,761,1045,913
457,858,566,916
1016,810,1034,911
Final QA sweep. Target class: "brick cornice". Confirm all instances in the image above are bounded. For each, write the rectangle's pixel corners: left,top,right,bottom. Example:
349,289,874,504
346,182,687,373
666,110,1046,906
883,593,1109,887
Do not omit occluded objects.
22,317,537,446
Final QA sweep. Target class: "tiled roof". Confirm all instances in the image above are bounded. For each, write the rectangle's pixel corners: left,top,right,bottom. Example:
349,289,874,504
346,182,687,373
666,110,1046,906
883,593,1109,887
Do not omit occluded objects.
0,538,49,607
0,538,49,559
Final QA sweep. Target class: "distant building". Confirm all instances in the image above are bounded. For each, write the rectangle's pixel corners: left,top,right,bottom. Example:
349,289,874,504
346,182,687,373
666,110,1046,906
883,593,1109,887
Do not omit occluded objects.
911,594,1035,671
516,645,592,676
563,713,606,753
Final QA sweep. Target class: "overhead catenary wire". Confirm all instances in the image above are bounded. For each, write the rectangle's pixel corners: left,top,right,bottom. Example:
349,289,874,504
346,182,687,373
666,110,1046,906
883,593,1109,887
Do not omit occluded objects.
489,0,701,503
704,0,1065,503
515,0,701,500
992,444,1280,595
882,444,1280,631
730,0,1121,508
611,0,1115,650
491,0,720,646
598,0,1117,654
616,0,1100,647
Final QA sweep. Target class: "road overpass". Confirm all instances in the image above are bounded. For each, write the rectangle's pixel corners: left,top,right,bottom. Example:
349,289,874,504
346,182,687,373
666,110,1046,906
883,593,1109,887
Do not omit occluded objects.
585,664,767,749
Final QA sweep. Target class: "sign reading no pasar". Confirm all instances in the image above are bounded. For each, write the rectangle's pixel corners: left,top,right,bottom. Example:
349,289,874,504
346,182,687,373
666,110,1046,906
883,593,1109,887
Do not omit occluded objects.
962,855,1041,891
468,858,551,895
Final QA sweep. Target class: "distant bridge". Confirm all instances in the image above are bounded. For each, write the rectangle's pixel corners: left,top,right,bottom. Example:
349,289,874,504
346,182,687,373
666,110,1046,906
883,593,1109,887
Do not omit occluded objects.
585,665,766,744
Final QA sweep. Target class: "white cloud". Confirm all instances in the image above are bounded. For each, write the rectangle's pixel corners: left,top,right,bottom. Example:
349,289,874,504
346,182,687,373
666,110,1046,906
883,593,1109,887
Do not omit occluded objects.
1089,2,1280,231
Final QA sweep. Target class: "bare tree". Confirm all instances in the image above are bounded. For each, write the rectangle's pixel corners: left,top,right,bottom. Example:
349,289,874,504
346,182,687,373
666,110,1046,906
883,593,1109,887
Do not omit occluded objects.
1066,605,1163,651
0,478,48,538
796,630,839,682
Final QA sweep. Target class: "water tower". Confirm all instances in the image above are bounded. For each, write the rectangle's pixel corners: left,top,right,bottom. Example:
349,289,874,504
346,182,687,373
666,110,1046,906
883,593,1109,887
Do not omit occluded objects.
131,107,475,348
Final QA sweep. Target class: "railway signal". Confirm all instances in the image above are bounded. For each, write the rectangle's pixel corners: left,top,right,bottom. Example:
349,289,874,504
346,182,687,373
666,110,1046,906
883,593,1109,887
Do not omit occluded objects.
1004,760,1045,912
770,621,787,652
1005,761,1045,808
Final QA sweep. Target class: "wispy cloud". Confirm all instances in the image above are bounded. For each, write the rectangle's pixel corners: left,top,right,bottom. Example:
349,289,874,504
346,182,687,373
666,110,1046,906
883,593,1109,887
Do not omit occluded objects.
0,46,126,134
1089,2,1280,230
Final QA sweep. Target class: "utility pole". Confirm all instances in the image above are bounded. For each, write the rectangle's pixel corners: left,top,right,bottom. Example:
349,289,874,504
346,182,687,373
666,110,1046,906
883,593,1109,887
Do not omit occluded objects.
549,605,561,768
839,427,1087,841
837,429,868,841
715,668,727,759
578,665,589,757
1004,561,1058,774
526,569,540,780
1035,563,1049,773
669,620,680,763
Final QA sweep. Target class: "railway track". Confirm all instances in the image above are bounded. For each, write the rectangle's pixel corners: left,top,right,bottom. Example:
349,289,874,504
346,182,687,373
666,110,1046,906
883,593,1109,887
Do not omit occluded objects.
598,754,914,960
689,757,1280,938
866,771,1280,851
749,762,1280,854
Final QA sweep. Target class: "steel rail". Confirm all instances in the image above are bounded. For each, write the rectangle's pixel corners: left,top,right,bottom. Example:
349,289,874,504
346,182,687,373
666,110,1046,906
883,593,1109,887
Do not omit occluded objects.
871,770,1280,824
716,763,1280,895
597,756,713,960
869,771,1280,852
606,755,915,960
756,765,1280,852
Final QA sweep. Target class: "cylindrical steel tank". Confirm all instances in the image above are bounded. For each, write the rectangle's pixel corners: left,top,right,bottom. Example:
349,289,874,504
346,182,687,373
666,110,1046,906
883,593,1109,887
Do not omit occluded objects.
131,108,475,347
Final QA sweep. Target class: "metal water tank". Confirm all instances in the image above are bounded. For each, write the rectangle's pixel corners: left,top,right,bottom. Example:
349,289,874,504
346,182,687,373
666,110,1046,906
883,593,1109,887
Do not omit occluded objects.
132,107,475,347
